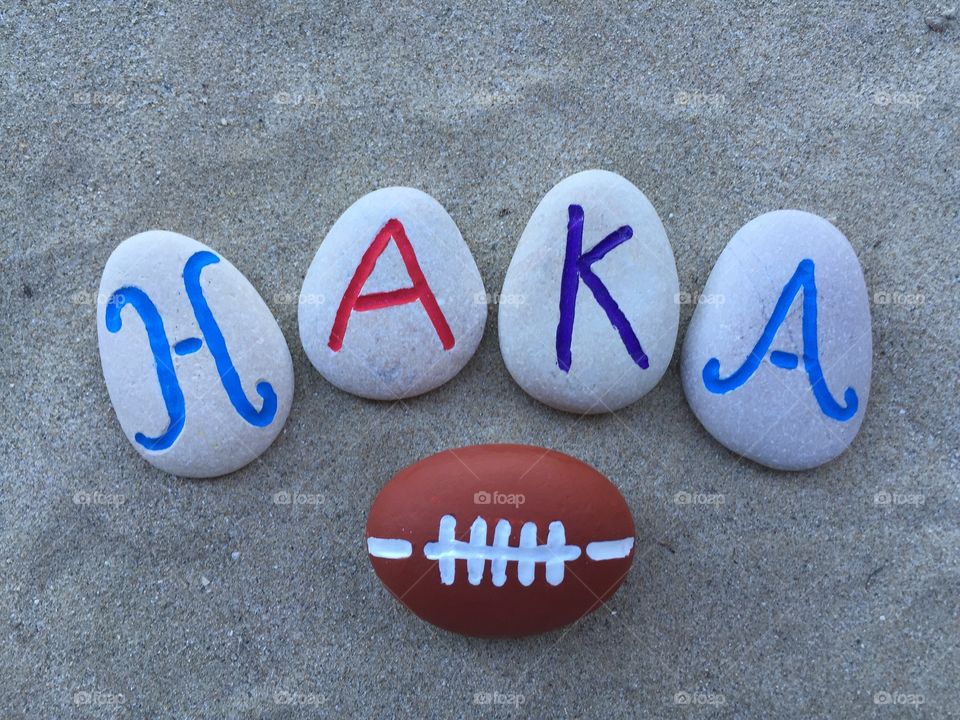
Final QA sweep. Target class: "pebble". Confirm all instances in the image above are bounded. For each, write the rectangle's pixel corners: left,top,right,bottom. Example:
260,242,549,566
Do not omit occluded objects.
498,169,679,413
299,187,486,400
366,444,635,636
681,210,872,470
97,230,294,478
925,13,951,31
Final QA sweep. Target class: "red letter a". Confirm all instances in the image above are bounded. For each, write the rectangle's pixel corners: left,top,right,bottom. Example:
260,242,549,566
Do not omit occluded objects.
328,218,455,352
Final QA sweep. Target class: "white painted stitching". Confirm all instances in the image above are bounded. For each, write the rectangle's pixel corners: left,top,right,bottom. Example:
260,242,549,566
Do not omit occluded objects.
368,515,634,587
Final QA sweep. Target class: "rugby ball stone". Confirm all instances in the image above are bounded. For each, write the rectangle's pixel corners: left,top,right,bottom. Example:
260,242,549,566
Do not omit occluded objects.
365,444,636,637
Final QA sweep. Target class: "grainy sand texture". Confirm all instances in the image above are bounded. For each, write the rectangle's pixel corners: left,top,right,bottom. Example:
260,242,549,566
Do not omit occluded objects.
1,2,957,718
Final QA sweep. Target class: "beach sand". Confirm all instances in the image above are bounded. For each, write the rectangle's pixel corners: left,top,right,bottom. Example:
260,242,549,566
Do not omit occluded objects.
1,2,957,717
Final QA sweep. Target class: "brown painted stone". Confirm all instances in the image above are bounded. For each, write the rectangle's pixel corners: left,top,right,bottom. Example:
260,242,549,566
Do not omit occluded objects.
365,444,636,637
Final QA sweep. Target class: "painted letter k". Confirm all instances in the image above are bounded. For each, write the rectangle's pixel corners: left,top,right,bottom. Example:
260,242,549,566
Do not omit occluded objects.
555,204,649,373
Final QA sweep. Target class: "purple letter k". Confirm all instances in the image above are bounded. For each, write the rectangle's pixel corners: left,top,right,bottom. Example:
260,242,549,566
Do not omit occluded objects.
555,204,649,373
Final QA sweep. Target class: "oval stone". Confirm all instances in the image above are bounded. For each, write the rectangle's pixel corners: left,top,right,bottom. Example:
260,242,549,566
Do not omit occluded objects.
681,210,872,470
366,444,636,637
97,230,294,478
299,187,485,401
498,170,679,413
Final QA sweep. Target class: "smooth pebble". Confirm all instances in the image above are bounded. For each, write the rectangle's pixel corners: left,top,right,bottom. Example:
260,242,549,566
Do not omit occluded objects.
299,187,486,400
97,230,294,478
681,210,872,470
499,169,679,413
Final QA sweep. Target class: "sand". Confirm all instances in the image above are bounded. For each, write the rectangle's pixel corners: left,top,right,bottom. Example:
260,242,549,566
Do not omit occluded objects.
1,2,957,717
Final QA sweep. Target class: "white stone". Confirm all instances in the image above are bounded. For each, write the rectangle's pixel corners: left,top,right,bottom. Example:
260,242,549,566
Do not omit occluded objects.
498,169,679,413
681,210,872,470
298,187,486,400
97,230,294,478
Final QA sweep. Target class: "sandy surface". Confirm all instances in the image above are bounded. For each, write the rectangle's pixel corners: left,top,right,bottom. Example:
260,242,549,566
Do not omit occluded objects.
1,2,957,718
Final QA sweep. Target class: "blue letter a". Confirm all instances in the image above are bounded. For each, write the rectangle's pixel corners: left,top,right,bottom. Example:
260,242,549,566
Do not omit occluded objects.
702,258,858,422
